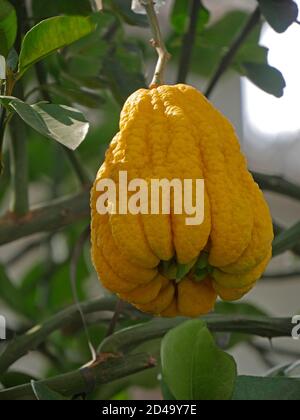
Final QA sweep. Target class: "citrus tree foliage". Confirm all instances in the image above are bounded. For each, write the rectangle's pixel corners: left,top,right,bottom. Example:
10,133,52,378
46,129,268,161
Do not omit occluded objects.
0,0,300,401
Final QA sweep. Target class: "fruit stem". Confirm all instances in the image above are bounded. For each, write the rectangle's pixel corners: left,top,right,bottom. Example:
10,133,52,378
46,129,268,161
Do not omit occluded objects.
143,0,171,87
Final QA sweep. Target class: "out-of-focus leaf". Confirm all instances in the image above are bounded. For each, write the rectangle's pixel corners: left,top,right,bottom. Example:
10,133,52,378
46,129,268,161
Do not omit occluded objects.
161,320,237,400
32,0,92,19
6,48,18,71
171,0,210,34
235,45,269,66
169,11,259,77
1,372,38,388
241,62,286,98
0,97,89,150
215,302,269,348
45,84,106,109
31,381,69,400
18,16,96,77
215,302,268,317
0,266,25,316
111,0,148,27
102,42,146,105
233,376,300,400
258,0,298,33
0,0,17,58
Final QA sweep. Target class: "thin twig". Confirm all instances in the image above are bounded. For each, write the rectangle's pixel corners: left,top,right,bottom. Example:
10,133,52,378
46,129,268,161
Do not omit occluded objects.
70,225,97,362
143,0,171,87
205,7,261,98
105,299,124,338
177,0,202,84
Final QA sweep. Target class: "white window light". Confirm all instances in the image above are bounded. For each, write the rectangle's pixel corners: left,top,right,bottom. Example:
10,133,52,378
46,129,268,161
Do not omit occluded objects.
242,1,300,138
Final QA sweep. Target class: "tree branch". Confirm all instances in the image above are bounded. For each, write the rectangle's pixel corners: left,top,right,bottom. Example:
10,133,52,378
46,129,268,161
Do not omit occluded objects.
253,172,300,201
0,296,118,376
143,0,171,87
205,7,261,98
9,114,29,216
0,353,156,400
177,0,201,84
0,189,90,246
99,316,293,355
273,220,300,257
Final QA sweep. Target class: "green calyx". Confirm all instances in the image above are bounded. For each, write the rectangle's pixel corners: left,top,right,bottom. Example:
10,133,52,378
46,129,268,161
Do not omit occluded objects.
159,252,214,284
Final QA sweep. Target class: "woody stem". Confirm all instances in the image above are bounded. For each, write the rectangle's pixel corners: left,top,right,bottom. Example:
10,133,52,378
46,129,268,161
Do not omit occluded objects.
143,0,171,87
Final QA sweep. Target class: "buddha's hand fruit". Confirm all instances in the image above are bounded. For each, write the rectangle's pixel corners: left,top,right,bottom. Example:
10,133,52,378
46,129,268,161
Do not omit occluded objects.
91,84,274,318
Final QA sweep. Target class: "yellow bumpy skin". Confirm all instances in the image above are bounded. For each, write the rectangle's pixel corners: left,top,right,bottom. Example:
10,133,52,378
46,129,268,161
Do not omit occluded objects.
91,84,274,317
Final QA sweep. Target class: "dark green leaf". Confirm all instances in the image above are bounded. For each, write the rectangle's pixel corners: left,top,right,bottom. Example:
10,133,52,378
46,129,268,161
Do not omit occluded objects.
102,42,146,105
45,84,106,109
258,0,298,33
0,97,89,150
18,16,96,77
233,376,300,400
0,0,17,58
161,379,176,401
31,381,69,400
32,0,92,19
241,62,286,97
161,320,237,400
1,372,38,388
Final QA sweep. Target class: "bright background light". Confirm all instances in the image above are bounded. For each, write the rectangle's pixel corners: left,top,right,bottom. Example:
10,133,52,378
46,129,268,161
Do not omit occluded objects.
242,0,300,181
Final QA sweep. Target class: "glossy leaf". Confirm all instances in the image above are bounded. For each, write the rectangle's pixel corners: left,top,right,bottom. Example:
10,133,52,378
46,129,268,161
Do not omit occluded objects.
18,16,96,76
0,96,89,150
0,0,17,58
161,320,237,400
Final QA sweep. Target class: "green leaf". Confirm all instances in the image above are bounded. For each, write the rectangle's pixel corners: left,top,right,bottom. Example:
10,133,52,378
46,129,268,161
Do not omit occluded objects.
161,320,237,400
233,376,300,400
31,381,69,400
0,96,89,150
102,46,146,105
161,379,176,401
1,372,38,388
18,16,96,77
45,84,106,109
32,0,92,19
258,0,298,33
0,0,17,58
241,62,286,98
171,0,210,34
0,266,24,315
